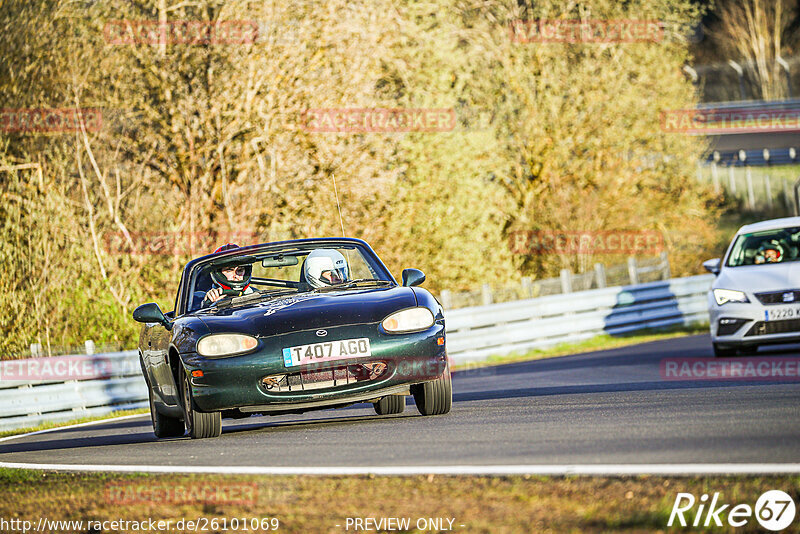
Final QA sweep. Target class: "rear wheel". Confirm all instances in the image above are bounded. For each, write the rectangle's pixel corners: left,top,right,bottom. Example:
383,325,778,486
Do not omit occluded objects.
411,360,452,415
374,395,405,415
180,370,221,439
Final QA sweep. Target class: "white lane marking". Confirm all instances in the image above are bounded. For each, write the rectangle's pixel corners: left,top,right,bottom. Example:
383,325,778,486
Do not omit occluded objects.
0,462,799,475
0,414,148,444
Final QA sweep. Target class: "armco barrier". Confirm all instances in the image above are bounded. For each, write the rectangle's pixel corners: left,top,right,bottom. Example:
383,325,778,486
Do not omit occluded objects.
0,351,147,432
446,274,714,363
0,275,714,431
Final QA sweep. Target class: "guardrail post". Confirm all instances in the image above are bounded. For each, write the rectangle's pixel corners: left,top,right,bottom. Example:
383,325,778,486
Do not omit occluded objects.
627,257,639,285
728,165,736,194
765,174,773,210
594,263,606,288
440,290,452,310
30,343,42,358
85,340,96,355
560,269,572,293
745,167,755,210
660,251,671,279
711,161,720,194
794,177,800,216
521,277,532,298
481,284,493,305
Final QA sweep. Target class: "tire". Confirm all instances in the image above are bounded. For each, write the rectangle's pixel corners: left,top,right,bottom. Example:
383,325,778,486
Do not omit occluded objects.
712,343,740,357
374,395,405,415
180,370,222,439
148,388,185,438
141,356,184,438
411,359,452,416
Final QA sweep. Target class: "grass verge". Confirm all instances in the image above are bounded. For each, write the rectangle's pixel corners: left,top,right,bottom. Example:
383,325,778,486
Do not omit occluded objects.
0,409,148,440
1,469,797,533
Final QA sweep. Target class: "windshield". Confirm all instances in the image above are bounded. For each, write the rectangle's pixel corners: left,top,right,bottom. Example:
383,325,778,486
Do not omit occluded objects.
725,226,800,267
186,243,393,312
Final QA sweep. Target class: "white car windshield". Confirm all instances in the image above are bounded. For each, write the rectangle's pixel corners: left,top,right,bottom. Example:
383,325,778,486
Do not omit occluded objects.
726,226,800,267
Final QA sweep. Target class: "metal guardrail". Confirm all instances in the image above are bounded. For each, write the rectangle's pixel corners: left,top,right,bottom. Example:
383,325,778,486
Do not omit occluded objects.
446,274,714,363
0,275,714,431
0,351,147,432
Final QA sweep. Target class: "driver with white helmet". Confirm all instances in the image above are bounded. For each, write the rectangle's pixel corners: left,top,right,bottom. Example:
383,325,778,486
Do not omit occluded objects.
304,249,350,288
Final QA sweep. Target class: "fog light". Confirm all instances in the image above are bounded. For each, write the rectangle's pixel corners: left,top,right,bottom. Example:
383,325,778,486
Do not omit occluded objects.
717,318,748,336
437,337,445,345
191,370,204,378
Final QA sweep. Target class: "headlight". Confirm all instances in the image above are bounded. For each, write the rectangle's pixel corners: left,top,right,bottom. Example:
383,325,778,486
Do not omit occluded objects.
713,289,749,306
382,307,435,333
197,334,258,357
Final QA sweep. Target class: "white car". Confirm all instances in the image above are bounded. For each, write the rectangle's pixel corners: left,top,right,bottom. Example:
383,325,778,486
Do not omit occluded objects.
705,216,800,357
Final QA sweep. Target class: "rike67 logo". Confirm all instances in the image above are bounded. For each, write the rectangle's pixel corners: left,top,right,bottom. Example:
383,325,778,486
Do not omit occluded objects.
669,490,796,531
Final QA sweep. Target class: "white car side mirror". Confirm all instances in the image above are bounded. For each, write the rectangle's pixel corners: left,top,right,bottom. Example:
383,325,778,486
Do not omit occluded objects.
703,258,721,275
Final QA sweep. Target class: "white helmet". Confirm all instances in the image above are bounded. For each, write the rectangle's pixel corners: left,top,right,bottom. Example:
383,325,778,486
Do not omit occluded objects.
304,249,350,288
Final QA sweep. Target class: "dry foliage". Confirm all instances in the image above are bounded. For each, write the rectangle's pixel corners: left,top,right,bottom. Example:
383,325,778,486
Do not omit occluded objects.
713,0,798,100
0,0,717,354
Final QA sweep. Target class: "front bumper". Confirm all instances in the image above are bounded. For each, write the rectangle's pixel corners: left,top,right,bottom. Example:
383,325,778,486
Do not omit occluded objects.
708,292,800,348
182,322,447,412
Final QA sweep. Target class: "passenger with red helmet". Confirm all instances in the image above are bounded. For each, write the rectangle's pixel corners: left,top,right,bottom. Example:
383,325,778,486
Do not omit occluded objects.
202,243,255,306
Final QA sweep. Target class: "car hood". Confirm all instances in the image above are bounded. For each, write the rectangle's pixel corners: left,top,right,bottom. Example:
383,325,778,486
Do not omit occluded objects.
716,262,800,293
193,286,418,337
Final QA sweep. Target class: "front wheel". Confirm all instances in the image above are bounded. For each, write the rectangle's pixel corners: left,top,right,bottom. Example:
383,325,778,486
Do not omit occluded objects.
180,370,221,439
374,395,405,415
141,356,184,438
712,343,741,357
411,360,452,416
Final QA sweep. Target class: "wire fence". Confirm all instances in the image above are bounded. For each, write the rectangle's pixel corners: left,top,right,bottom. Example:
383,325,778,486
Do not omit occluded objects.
439,253,670,309
697,162,800,214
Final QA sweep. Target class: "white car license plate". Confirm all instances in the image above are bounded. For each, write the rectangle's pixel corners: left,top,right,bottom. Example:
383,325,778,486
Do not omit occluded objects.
282,338,371,367
766,307,800,321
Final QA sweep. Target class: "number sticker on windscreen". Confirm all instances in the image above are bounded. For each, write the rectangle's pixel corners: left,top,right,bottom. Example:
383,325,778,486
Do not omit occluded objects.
282,338,372,367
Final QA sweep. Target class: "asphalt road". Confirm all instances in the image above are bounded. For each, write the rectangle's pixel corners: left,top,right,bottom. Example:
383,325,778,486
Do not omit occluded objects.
2,334,800,470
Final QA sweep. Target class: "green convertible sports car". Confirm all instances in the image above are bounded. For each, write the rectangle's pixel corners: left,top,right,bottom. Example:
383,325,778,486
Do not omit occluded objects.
133,237,451,439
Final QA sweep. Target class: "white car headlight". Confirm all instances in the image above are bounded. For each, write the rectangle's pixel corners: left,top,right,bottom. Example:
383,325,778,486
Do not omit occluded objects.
713,289,749,306
382,307,435,333
197,334,258,357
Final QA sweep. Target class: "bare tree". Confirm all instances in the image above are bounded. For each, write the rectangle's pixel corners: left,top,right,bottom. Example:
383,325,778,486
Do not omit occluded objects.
714,0,797,100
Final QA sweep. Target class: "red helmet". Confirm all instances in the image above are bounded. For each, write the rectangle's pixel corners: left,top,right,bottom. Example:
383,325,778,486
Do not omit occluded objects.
210,243,252,292
213,243,240,254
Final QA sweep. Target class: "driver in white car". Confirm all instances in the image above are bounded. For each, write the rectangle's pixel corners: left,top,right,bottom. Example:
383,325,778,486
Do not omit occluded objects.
754,241,784,264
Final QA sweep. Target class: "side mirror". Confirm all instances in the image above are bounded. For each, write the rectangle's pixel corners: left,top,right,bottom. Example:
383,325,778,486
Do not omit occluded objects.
402,268,426,287
133,303,172,330
703,258,721,275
